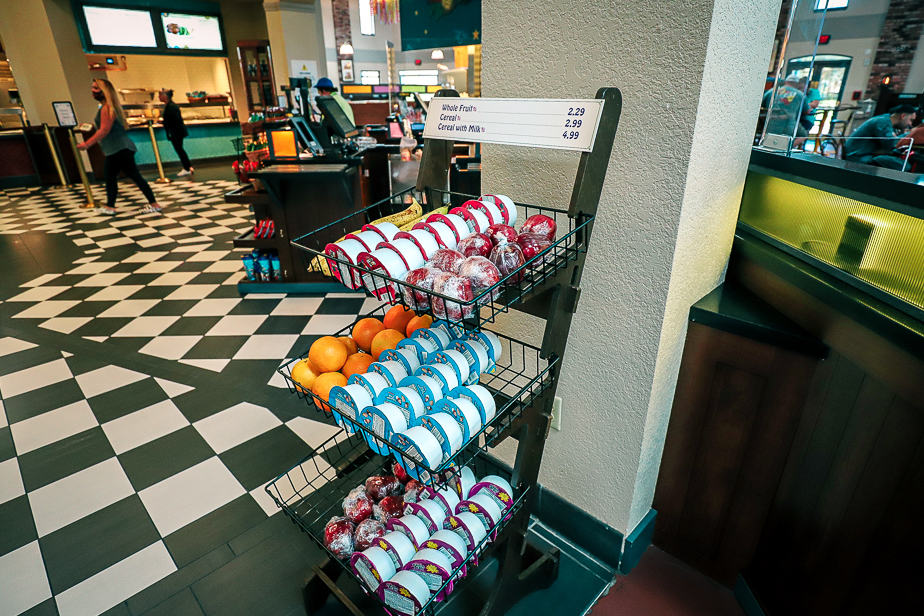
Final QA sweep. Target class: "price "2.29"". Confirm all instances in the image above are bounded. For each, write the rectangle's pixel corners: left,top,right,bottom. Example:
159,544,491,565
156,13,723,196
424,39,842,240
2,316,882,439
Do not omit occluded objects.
567,107,585,116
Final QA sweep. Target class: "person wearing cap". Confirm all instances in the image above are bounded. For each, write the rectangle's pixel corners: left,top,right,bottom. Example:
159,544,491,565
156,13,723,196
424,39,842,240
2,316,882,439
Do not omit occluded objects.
761,72,809,142
315,77,355,126
844,104,917,170
800,88,823,133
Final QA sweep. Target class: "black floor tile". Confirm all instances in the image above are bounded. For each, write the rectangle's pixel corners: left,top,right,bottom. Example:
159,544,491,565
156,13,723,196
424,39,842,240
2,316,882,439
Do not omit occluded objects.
119,426,214,491
203,285,241,299
128,285,183,300
228,299,280,315
142,300,198,317
126,545,234,615
63,354,110,376
87,377,168,424
118,273,161,286
315,297,365,315
289,335,321,359
162,316,221,337
220,426,309,491
254,316,309,335
141,588,204,616
101,337,149,354
216,360,279,390
0,345,63,377
172,387,246,423
0,427,16,462
182,336,248,360
164,495,266,568
57,301,119,318
190,273,232,285
0,495,38,555
53,286,104,301
227,510,289,557
20,598,59,616
40,495,160,594
171,262,212,273
18,427,116,492
72,317,134,338
99,602,131,616
107,262,145,273
1,379,85,424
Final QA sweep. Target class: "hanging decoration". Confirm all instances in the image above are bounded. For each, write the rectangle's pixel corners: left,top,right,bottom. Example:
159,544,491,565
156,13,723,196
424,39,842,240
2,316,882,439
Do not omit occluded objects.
372,0,400,25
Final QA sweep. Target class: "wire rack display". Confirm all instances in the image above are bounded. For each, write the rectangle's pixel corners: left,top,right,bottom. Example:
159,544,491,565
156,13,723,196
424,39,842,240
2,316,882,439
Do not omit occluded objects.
266,430,529,616
277,305,558,488
291,187,594,329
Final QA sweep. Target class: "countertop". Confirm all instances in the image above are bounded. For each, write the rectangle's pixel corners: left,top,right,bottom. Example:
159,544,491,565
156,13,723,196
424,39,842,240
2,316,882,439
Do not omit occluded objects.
126,119,239,130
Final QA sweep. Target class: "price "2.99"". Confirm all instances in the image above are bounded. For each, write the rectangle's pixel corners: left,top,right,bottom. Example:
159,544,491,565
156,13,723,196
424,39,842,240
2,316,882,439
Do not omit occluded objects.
562,130,580,140
564,118,582,128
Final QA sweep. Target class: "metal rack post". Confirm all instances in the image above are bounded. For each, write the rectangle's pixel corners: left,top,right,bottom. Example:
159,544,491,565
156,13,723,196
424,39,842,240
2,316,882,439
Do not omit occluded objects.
42,123,68,188
147,120,171,184
66,128,96,208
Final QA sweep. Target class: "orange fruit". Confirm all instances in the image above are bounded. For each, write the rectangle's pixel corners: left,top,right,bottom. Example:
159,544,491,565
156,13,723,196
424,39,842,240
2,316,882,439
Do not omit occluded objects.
338,336,358,355
290,358,320,393
405,314,433,337
342,353,374,379
371,328,405,360
312,371,347,413
352,318,385,352
308,336,348,373
384,305,416,334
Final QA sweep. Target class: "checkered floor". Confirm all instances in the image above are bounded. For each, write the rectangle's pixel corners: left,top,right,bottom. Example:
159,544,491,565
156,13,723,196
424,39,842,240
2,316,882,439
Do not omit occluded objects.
0,177,371,615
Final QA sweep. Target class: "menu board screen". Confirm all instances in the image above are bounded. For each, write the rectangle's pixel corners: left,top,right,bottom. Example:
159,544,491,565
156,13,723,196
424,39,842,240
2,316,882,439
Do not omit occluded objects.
161,13,223,51
83,6,157,48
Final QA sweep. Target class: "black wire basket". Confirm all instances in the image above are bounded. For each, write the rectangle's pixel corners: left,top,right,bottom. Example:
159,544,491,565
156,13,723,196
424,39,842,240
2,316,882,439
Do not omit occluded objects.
291,187,593,329
266,430,529,616
277,305,558,488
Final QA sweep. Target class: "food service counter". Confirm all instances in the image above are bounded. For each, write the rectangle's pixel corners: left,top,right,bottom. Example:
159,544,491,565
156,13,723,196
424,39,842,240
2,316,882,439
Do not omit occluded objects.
127,120,241,167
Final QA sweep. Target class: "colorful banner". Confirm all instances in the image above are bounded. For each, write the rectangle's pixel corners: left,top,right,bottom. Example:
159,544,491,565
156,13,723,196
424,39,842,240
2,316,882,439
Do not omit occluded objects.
400,0,481,52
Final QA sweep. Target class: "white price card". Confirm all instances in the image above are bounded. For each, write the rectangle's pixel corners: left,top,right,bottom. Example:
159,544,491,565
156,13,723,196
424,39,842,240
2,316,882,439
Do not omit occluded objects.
423,98,604,152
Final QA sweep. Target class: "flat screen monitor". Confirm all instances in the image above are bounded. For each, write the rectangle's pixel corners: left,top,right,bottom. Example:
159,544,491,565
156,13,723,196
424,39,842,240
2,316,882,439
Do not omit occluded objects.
388,121,404,139
410,123,425,132
289,116,327,154
160,13,223,51
316,96,358,139
83,6,157,48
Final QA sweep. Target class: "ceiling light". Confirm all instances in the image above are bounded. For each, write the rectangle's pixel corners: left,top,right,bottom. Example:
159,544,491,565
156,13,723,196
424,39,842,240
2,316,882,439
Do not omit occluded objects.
431,49,444,60
339,43,354,56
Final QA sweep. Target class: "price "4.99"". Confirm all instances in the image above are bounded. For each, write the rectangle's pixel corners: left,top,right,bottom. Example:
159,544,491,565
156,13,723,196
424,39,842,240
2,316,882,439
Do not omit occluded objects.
562,130,580,140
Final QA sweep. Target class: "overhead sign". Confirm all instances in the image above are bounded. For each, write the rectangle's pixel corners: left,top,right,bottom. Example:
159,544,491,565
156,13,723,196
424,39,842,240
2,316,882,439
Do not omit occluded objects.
290,60,318,82
423,97,604,152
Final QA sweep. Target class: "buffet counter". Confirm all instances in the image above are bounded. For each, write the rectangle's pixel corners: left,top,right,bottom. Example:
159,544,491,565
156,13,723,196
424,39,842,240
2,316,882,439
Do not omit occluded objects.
126,120,241,166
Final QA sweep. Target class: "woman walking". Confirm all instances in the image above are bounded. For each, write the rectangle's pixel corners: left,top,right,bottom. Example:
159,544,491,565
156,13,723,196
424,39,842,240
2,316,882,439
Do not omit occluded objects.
77,79,163,215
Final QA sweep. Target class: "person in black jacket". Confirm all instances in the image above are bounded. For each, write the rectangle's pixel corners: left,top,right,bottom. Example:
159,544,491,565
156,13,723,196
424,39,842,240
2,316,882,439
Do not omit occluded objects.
158,89,193,176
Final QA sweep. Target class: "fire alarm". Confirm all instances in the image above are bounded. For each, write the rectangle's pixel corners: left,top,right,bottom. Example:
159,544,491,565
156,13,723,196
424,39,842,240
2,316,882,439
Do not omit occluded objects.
818,34,831,44
415,59,422,66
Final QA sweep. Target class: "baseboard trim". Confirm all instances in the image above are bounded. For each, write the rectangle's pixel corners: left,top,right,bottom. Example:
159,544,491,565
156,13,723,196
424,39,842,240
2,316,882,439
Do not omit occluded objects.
0,174,40,188
734,575,767,616
619,508,657,574
535,485,624,572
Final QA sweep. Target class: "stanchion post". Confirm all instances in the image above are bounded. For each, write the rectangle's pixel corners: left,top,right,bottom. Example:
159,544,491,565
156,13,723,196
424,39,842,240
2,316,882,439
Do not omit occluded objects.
43,123,69,188
66,128,96,208
147,120,171,184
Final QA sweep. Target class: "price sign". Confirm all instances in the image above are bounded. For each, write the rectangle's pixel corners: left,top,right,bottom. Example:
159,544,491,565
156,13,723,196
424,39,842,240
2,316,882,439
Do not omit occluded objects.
423,97,604,152
52,101,77,128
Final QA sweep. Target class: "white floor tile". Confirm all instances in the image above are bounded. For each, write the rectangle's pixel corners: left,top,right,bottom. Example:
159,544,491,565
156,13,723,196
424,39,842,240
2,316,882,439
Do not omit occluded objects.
0,358,72,399
0,399,6,429
139,335,200,360
232,334,298,360
5,285,70,302
84,285,144,301
205,315,267,336
0,336,37,357
83,336,108,343
0,458,24,505
40,317,93,334
148,272,198,286
66,261,117,275
193,402,282,454
172,244,210,252
286,417,343,450
188,250,231,262
139,457,245,536
122,251,168,263
102,399,188,455
183,298,241,317
84,227,119,238
178,359,229,372
98,237,135,249
249,483,280,517
163,284,219,300
137,236,174,248
20,273,62,287
12,300,80,319
29,458,134,536
133,260,182,274
301,313,356,335
361,297,386,314
97,299,159,318
154,377,194,398
111,316,179,338
261,456,335,506
10,400,98,455
245,293,287,299
54,541,176,616
204,260,244,273
0,542,52,616
266,360,293,389
270,297,324,316
75,273,129,287
75,365,147,398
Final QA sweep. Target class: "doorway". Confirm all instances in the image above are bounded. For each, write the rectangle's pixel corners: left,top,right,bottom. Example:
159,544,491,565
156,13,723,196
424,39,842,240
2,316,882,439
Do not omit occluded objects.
786,54,852,135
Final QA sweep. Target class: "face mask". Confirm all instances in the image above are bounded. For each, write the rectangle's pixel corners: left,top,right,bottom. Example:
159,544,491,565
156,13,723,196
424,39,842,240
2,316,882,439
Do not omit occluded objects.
92,90,105,102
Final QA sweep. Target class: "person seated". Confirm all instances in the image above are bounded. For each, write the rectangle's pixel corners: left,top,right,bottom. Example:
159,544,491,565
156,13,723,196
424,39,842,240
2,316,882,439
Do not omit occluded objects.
844,104,917,170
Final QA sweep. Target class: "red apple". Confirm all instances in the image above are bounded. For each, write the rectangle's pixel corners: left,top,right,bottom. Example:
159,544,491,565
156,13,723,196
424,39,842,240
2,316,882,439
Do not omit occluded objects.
459,256,502,301
402,267,440,311
519,214,557,242
490,241,526,283
366,476,403,501
374,495,405,522
324,516,355,559
516,232,552,267
456,233,493,258
433,272,475,321
354,518,386,551
393,463,410,483
485,224,518,246
427,248,465,274
342,486,373,524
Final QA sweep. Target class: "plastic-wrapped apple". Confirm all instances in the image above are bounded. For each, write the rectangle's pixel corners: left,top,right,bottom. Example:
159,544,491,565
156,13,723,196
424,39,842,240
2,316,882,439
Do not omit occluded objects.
459,256,502,301
485,224,518,247
456,233,493,258
366,476,403,501
393,463,410,483
402,267,440,311
516,232,552,267
519,214,557,242
404,480,422,503
427,248,465,274
354,518,386,551
324,516,355,559
342,485,374,523
373,495,405,522
490,240,526,283
433,272,475,321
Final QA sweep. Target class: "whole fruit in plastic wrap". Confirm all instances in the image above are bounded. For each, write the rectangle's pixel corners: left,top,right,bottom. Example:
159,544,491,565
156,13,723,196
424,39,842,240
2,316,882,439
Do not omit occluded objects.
519,214,557,242
405,479,422,503
516,232,553,267
432,272,475,321
324,516,355,559
402,267,440,311
458,256,502,301
374,495,405,522
393,463,410,483
354,518,386,551
427,248,465,274
485,224,518,246
456,233,493,258
365,475,403,501
490,240,527,283
342,485,374,523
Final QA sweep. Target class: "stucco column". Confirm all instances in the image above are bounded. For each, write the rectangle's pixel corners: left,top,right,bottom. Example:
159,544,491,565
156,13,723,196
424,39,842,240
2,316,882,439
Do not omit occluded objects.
481,0,781,537
264,0,330,89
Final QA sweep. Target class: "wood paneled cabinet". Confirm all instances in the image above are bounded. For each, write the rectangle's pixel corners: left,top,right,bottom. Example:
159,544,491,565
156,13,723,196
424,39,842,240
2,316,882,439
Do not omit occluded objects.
237,40,275,114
